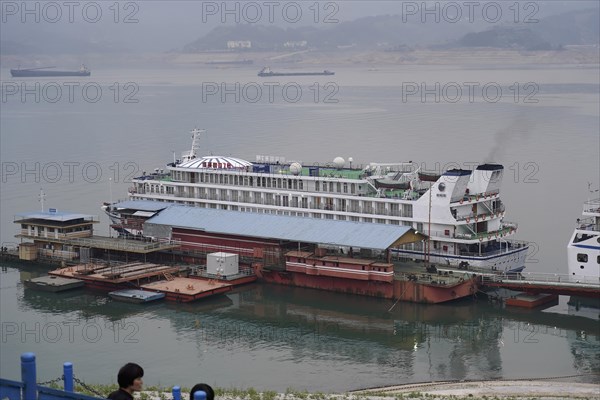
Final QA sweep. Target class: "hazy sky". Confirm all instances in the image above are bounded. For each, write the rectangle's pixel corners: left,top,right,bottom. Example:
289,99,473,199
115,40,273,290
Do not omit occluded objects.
1,1,598,53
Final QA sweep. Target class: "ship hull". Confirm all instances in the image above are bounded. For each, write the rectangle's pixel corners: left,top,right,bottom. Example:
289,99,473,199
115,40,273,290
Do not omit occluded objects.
10,70,91,77
394,246,528,273
256,269,477,303
258,72,334,77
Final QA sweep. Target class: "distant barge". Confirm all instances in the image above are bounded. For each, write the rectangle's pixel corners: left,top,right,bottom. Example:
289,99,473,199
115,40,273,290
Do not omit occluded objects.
258,67,334,77
10,66,91,77
206,59,253,65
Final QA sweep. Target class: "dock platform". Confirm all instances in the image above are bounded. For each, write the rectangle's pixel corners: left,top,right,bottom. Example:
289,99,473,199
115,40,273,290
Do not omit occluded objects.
108,289,165,303
24,276,84,292
141,277,232,302
505,293,559,308
49,262,183,291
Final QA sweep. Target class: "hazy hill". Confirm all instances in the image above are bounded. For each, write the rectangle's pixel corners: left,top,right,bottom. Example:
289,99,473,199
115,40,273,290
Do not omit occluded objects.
456,27,553,50
183,7,599,52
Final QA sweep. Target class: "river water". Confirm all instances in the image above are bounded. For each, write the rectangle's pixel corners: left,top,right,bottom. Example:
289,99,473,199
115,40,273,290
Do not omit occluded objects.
0,64,599,391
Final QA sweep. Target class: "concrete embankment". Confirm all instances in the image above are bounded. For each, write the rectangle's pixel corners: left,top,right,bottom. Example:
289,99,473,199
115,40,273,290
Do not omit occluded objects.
353,379,600,399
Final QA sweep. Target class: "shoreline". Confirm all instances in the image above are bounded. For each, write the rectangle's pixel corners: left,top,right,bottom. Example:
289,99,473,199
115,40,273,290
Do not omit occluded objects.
63,379,600,400
1,47,599,70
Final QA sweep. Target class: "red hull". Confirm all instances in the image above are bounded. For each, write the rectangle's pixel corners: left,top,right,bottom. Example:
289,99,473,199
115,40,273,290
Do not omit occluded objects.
392,278,477,303
257,269,477,303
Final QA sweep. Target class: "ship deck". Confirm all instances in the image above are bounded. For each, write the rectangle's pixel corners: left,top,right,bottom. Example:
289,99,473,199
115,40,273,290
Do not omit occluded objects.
49,262,182,289
141,277,233,302
393,260,473,286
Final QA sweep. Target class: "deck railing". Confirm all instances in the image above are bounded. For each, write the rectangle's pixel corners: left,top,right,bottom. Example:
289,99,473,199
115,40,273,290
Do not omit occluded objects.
0,353,206,400
576,217,599,232
583,198,600,214
480,272,600,287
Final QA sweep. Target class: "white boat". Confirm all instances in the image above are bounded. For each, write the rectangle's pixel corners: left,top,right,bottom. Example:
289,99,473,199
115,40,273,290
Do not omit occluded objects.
107,128,529,273
567,196,600,280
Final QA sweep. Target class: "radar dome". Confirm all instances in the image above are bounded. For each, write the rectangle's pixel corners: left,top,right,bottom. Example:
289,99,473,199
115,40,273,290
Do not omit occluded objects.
333,157,345,169
290,162,302,175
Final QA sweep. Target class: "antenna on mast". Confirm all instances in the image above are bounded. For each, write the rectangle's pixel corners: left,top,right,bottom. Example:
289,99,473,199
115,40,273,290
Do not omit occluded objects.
182,127,205,162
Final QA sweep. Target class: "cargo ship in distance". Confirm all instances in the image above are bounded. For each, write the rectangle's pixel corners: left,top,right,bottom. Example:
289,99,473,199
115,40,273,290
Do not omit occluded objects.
10,65,91,77
104,128,529,274
206,59,253,65
258,67,334,77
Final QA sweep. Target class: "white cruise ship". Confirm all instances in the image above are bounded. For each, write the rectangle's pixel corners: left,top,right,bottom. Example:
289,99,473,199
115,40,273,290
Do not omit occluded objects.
107,128,529,273
567,197,600,280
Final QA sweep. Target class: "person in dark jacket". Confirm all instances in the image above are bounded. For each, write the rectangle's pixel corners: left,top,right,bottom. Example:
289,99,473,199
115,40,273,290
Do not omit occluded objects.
189,383,215,400
107,363,144,400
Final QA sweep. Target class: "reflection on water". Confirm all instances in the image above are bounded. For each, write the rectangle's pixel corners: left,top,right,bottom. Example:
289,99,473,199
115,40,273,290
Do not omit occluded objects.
1,262,598,391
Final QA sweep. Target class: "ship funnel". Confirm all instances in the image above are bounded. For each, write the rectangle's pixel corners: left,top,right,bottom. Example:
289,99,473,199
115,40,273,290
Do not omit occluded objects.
468,164,504,195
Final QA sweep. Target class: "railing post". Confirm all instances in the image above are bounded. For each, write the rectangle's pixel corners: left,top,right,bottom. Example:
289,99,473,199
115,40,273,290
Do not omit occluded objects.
21,352,37,400
63,362,73,392
172,386,181,400
194,391,207,400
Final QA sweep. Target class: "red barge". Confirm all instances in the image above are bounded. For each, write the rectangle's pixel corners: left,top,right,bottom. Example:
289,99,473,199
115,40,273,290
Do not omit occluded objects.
256,251,477,304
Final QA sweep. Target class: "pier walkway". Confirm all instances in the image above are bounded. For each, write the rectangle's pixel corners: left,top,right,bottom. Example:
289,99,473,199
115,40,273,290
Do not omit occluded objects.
479,272,600,298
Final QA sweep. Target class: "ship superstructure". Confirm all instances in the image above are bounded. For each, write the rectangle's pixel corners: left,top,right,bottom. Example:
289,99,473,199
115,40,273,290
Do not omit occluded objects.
111,128,529,273
568,197,600,280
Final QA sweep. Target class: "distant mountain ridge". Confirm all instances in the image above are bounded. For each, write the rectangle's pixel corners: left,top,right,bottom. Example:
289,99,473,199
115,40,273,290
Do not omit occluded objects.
184,7,599,52
1,6,597,55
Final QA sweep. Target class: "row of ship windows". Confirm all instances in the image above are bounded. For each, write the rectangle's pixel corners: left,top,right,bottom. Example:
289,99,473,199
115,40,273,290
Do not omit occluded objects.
173,172,364,194
141,186,412,215
576,253,600,264
144,187,412,218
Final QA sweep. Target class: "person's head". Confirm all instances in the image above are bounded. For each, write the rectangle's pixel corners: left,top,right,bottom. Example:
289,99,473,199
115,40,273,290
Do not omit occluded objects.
189,383,214,400
117,363,144,393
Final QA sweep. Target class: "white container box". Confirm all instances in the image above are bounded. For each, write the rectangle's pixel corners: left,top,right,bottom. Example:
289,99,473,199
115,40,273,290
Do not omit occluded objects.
207,252,239,276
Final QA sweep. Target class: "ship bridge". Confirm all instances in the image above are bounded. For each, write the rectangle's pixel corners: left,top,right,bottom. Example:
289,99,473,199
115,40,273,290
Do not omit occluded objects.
177,156,252,170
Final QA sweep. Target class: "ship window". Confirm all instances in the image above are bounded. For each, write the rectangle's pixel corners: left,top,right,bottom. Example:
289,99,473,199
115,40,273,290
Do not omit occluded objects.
323,182,327,191
351,183,356,194
343,183,348,193
577,253,588,262
580,265,584,269
337,182,341,192
597,255,600,264
299,180,303,190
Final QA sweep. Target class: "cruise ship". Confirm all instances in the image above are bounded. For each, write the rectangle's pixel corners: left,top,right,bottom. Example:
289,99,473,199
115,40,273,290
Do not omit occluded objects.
105,128,529,273
567,196,600,280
